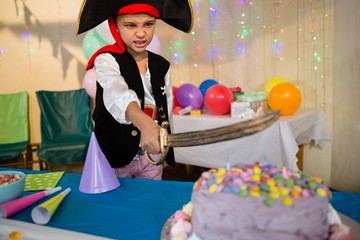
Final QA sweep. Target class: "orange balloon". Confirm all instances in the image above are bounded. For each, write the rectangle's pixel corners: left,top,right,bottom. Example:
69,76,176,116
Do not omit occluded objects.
268,83,301,116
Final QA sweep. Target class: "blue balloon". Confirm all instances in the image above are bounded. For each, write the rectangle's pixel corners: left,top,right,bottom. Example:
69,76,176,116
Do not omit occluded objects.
199,79,219,96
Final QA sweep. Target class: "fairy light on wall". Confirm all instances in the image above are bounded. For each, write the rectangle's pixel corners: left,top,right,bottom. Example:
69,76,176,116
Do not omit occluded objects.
208,0,219,80
236,0,250,55
189,0,202,84
297,0,305,104
0,49,4,67
296,0,330,111
163,0,331,107
309,0,322,109
234,0,252,89
271,0,284,73
15,0,34,72
320,0,331,112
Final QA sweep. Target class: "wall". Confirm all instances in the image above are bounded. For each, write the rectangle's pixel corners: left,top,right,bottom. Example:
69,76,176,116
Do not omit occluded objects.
330,0,360,192
0,0,87,144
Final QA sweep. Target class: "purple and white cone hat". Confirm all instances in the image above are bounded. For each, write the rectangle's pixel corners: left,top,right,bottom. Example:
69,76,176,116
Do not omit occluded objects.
79,132,120,194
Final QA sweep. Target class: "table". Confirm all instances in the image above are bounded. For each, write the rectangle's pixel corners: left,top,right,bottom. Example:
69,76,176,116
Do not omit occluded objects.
173,108,332,171
0,168,193,240
1,168,359,239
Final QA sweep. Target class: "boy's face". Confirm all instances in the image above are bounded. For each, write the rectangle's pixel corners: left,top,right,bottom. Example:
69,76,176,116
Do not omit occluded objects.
116,13,156,55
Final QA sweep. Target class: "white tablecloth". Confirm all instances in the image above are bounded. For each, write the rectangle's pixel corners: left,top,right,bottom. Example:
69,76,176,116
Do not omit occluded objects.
172,108,332,171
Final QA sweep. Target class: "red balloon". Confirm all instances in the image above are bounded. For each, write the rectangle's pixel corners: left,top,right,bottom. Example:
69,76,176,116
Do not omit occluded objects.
172,86,180,108
268,82,301,116
204,84,234,115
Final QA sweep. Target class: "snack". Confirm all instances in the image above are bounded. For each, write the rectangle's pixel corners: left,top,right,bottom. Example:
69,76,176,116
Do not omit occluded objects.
0,174,21,187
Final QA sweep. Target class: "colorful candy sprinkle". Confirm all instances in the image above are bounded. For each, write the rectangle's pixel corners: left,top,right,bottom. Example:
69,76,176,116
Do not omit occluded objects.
194,162,329,207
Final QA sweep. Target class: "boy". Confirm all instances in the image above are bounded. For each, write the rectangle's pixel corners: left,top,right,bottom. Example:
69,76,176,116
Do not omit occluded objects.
76,0,193,179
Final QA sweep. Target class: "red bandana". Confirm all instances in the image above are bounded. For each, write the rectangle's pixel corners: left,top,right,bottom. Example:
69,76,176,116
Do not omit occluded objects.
86,4,160,70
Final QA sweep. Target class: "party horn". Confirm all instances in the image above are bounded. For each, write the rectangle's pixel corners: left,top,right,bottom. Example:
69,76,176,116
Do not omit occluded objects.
31,188,71,224
0,187,62,218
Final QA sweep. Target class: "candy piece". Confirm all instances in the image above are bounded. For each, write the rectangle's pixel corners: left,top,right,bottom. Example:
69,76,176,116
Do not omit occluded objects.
311,176,323,183
252,174,261,182
267,179,276,187
253,165,262,175
316,188,327,197
264,197,275,207
282,196,293,206
292,185,302,193
302,189,311,198
215,177,224,184
284,178,294,187
279,187,289,196
209,184,217,193
239,190,248,198
291,190,301,199
217,168,226,176
269,190,280,199
308,181,318,190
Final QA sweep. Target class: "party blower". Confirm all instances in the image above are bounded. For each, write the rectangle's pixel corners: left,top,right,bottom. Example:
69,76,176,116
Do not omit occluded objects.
0,187,62,218
31,188,71,224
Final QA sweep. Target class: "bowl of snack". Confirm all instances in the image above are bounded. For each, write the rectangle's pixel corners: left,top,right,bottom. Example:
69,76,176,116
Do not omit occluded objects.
0,171,26,204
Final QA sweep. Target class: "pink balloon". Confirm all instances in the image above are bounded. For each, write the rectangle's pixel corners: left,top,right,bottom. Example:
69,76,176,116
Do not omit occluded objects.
146,34,161,54
83,68,97,99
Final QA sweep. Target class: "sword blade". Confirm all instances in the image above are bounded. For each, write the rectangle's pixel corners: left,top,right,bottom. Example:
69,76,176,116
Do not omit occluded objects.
167,111,280,147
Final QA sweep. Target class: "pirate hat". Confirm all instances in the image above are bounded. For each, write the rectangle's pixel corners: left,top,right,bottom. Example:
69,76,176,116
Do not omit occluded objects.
76,0,193,35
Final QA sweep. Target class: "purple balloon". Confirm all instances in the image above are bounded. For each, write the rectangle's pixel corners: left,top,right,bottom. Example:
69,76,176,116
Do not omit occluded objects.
176,83,204,110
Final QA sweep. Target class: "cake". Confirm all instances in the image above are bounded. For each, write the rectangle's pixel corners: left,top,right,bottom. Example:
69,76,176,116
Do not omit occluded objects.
166,162,333,240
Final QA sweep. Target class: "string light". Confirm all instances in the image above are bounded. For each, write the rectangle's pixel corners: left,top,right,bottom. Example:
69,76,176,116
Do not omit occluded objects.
0,49,4,67
164,0,330,110
236,2,249,55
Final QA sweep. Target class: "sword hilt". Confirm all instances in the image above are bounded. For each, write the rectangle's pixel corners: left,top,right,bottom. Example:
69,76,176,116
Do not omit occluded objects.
145,121,170,165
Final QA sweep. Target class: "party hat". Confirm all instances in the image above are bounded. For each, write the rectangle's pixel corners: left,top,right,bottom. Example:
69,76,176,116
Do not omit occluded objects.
31,188,71,225
79,132,120,194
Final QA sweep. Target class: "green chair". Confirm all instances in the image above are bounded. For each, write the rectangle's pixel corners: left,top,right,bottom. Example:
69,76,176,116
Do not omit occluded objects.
0,92,31,169
36,89,94,171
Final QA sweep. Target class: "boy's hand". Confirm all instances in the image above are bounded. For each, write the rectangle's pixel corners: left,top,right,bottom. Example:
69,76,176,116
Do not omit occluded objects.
125,102,161,154
139,119,161,154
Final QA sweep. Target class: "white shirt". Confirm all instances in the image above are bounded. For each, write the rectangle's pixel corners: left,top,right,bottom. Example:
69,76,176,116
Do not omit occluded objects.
93,53,173,130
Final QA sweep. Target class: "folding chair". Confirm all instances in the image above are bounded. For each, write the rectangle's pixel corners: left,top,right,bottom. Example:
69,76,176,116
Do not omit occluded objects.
36,89,94,172
0,92,32,169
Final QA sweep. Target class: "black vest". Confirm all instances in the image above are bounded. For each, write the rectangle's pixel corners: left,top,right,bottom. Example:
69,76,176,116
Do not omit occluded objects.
93,51,175,168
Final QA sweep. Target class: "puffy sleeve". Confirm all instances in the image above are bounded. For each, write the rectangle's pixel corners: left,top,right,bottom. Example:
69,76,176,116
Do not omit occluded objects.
165,67,174,133
94,53,141,124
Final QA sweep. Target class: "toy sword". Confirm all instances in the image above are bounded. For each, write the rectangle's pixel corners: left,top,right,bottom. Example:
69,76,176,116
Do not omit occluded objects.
145,111,280,165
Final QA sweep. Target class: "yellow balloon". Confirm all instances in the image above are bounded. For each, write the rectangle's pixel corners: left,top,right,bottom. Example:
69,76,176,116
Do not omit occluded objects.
262,77,291,93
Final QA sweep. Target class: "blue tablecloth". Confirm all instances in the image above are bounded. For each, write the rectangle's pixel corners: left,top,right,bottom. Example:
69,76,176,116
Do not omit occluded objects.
1,168,193,240
2,168,359,239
